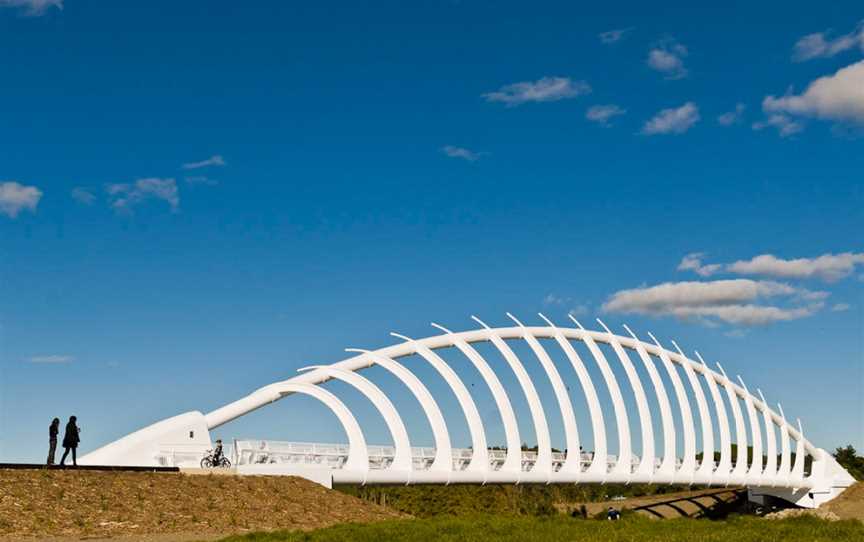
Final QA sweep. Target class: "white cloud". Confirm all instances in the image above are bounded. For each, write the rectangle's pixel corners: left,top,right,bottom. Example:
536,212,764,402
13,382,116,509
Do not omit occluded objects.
586,104,626,126
726,252,864,282
763,60,864,125
642,102,700,135
677,251,864,283
29,354,74,364
0,181,42,218
544,294,589,316
568,305,590,317
0,0,61,15
71,187,96,205
602,279,824,326
793,22,864,62
647,40,688,79
483,77,591,107
752,114,804,137
831,303,851,312
599,28,632,44
441,145,483,162
543,294,570,306
182,155,226,170
106,178,179,213
677,252,721,277
717,103,746,126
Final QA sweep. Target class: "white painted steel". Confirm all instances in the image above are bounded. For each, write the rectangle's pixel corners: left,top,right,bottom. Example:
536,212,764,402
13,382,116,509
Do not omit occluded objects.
508,312,581,475
716,363,748,484
623,325,675,480
390,332,488,474
672,340,716,484
430,322,522,476
297,365,412,473
598,319,654,479
472,315,552,479
85,317,854,508
737,376,763,486
345,348,452,475
695,352,732,479
571,317,632,478
648,332,697,482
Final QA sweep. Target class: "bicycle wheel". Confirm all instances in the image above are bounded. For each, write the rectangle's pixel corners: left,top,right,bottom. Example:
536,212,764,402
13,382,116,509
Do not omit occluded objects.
200,457,213,469
219,457,231,468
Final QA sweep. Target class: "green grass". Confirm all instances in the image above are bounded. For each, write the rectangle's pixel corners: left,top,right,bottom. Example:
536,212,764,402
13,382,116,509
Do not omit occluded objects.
219,514,864,542
334,483,692,518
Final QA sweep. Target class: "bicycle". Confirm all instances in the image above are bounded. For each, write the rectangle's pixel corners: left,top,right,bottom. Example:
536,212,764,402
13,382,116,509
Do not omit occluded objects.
200,449,231,468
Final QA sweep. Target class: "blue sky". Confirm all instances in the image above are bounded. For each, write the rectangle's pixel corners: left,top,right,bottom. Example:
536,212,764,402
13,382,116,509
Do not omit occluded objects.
1,1,862,462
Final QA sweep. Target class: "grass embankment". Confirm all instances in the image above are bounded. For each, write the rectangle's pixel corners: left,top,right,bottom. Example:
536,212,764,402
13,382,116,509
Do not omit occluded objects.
335,482,694,517
0,469,402,540
220,514,864,542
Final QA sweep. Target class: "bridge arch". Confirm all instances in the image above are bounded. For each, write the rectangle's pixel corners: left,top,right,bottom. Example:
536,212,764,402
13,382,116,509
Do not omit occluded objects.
83,316,855,508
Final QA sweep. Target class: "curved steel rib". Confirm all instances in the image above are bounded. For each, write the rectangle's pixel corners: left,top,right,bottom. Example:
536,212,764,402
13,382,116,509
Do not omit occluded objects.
346,348,452,474
390,331,488,473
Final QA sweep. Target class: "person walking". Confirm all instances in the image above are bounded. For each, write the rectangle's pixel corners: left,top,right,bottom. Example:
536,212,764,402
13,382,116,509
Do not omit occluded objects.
46,418,60,465
59,416,80,467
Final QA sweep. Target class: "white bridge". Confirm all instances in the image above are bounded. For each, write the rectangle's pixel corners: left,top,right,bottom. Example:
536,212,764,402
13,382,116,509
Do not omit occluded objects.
82,315,854,508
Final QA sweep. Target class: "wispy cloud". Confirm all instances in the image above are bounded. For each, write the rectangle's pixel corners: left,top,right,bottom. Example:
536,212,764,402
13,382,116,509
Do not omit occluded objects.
642,102,700,135
586,104,626,126
0,0,62,16
29,354,74,364
602,279,825,326
71,187,96,205
647,39,688,79
441,145,483,162
599,28,633,44
483,77,591,107
106,178,179,213
793,22,864,62
182,155,226,170
727,253,864,282
677,253,722,277
717,103,746,126
677,252,864,282
543,294,570,306
543,294,590,317
752,114,804,137
568,305,590,317
762,60,864,126
831,303,851,312
0,180,42,218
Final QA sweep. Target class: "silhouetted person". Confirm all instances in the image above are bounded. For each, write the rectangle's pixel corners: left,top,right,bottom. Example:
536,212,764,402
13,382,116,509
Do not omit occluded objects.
60,416,80,466
47,418,60,465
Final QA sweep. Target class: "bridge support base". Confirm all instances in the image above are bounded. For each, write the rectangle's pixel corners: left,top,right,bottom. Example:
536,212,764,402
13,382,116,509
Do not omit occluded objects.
747,450,855,509
80,411,211,467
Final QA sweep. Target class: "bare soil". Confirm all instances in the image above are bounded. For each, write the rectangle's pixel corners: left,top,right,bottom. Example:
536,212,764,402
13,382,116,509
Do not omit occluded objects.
0,468,404,541
822,482,864,521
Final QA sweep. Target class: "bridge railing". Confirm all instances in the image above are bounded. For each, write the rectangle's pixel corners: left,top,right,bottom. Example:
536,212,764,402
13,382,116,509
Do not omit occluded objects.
233,439,649,473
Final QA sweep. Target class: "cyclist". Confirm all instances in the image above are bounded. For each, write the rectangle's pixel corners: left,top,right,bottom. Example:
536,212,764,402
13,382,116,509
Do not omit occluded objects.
213,439,224,464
